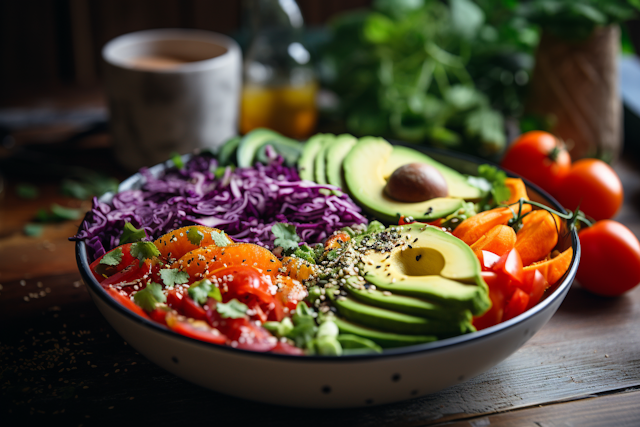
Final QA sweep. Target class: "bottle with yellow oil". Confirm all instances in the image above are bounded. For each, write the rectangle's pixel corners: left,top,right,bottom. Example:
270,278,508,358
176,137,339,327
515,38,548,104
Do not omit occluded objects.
241,0,317,140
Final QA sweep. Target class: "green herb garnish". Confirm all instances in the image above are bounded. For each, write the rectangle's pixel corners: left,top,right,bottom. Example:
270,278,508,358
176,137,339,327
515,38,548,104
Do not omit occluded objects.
100,248,123,266
130,241,161,267
160,268,190,288
133,283,166,311
187,227,204,245
216,299,248,319
211,231,230,247
119,223,147,245
271,223,300,252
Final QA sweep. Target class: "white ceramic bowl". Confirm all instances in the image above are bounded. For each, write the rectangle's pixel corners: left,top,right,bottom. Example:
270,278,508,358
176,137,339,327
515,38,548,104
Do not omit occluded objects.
75,147,579,408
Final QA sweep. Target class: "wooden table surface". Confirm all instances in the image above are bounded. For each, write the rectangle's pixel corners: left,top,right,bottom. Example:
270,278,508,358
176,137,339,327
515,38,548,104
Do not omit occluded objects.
1,93,640,426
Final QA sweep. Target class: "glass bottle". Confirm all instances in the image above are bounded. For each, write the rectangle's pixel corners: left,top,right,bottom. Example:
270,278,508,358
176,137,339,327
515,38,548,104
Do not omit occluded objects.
240,0,318,139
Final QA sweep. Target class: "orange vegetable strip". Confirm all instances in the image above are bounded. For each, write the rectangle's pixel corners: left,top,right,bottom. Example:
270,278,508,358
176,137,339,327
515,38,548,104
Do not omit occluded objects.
523,247,573,287
453,204,532,246
514,210,560,266
471,224,517,261
503,178,529,205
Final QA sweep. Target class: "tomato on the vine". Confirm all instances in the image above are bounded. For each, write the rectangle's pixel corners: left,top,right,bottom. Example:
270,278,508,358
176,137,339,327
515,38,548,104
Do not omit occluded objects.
501,131,571,192
554,159,623,221
577,220,640,296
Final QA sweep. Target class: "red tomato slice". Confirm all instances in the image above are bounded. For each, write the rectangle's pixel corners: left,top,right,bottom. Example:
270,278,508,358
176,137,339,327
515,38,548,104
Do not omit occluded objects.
106,287,149,319
182,295,208,322
166,313,227,345
525,269,548,310
208,265,274,304
149,308,169,325
90,244,136,282
205,303,276,352
492,248,524,286
101,258,158,291
503,288,530,321
166,289,185,311
271,341,305,356
473,271,506,330
481,250,501,271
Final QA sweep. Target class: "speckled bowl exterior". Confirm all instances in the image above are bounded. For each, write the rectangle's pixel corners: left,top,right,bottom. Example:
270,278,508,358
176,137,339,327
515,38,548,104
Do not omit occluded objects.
75,147,580,408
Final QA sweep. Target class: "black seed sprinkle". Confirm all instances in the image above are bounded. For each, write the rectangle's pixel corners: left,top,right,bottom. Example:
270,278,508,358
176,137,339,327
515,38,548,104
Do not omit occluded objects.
376,266,381,269
416,254,422,262
408,245,413,249
413,238,418,243
270,259,275,262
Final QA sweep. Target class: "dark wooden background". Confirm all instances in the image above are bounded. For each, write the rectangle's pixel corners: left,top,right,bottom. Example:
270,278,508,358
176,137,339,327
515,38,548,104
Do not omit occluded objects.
0,0,369,102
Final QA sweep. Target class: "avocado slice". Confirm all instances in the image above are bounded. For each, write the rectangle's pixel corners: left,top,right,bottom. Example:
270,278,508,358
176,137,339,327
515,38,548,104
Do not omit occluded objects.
333,317,437,348
326,134,357,189
298,133,328,181
343,138,481,222
345,282,472,322
314,135,337,185
217,136,241,166
328,289,472,336
361,224,490,315
236,128,302,168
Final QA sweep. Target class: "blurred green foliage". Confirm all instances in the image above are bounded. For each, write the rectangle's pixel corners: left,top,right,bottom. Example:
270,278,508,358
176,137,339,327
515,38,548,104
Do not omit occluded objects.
319,0,638,158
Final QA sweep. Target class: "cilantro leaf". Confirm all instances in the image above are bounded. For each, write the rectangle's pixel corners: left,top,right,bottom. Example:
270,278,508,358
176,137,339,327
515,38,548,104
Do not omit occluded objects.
473,164,511,208
160,268,190,288
100,248,123,266
36,204,83,222
216,299,248,319
130,241,161,267
133,283,166,311
187,227,204,245
188,279,213,305
208,286,222,302
211,231,230,247
119,222,147,245
271,223,300,252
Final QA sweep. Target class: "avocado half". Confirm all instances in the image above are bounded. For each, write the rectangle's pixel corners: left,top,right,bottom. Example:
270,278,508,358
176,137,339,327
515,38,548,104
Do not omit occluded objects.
329,224,489,347
343,138,482,222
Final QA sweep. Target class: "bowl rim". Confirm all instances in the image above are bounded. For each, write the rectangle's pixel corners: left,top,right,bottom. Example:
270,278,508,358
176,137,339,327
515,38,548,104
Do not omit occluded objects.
75,145,580,362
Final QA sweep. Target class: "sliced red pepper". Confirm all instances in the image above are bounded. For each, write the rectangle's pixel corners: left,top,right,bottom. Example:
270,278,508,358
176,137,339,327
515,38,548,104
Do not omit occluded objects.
525,269,548,310
503,288,530,321
182,295,208,322
492,248,524,286
473,271,507,330
149,308,169,325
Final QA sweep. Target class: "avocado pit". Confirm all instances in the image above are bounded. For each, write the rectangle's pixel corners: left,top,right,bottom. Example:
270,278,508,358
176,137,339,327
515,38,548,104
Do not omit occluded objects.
384,163,449,203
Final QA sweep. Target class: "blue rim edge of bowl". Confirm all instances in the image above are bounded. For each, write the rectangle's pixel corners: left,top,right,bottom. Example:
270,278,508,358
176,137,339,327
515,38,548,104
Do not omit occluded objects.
75,146,581,363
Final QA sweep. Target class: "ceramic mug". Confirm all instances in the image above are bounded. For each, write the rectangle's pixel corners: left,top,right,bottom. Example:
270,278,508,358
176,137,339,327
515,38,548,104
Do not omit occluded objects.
102,29,242,171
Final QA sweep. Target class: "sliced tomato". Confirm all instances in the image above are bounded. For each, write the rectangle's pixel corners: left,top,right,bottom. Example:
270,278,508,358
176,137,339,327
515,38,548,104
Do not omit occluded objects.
271,341,305,356
101,258,160,292
503,288,530,321
90,244,136,282
166,289,185,311
525,269,548,310
492,248,524,286
481,250,501,271
149,308,169,325
205,303,276,352
182,295,208,322
166,313,227,345
208,265,274,304
106,287,149,319
473,271,507,330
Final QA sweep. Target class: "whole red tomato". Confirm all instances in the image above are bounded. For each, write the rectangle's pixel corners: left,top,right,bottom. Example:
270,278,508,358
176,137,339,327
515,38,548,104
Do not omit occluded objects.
554,159,623,221
577,220,640,296
501,131,571,192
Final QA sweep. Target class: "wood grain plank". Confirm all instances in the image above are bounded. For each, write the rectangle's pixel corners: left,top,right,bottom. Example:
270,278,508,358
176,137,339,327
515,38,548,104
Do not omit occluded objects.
439,389,640,427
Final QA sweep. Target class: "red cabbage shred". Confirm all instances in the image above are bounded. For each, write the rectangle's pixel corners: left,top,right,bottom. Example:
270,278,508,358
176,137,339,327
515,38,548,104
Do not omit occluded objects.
71,155,368,261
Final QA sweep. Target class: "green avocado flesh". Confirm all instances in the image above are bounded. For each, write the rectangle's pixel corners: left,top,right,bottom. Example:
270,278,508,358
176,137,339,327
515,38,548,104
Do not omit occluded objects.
298,134,327,181
343,138,481,222
328,289,472,336
345,283,471,322
314,135,337,185
362,224,489,315
237,128,302,168
326,134,358,189
333,317,437,348
326,223,487,346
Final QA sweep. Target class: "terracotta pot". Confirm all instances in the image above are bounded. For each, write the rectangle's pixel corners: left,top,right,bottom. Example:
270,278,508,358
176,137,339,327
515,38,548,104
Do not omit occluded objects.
527,25,622,163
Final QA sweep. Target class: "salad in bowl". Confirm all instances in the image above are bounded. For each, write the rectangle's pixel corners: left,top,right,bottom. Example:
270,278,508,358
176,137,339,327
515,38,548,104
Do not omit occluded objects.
72,129,579,406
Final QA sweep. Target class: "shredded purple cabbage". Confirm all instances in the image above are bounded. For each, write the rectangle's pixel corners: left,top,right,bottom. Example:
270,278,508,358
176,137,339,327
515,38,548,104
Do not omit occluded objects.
71,155,368,262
